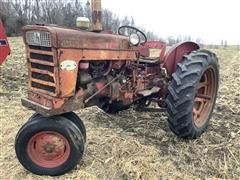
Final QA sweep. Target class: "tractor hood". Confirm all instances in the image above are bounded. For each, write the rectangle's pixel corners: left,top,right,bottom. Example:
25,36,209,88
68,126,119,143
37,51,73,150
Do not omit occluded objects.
22,25,130,50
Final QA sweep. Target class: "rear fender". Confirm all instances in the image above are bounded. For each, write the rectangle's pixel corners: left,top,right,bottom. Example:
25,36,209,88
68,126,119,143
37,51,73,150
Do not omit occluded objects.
0,19,11,65
163,41,199,76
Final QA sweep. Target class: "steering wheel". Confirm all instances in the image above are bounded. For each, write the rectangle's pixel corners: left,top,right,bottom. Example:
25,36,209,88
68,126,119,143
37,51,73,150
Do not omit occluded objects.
118,25,147,44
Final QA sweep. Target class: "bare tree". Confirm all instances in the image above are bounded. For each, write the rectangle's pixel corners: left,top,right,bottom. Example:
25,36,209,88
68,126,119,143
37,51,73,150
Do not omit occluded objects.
0,0,160,40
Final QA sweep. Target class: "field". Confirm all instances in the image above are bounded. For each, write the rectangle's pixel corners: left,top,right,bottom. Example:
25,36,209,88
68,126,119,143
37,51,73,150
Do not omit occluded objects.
0,37,239,179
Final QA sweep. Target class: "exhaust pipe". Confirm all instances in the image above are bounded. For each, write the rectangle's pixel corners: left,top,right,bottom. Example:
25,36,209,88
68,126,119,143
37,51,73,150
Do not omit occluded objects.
91,0,102,32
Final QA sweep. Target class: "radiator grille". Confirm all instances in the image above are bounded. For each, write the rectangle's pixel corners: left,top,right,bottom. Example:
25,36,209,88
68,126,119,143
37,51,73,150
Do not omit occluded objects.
31,62,54,73
28,48,57,95
30,52,53,62
31,82,56,93
26,31,51,47
31,72,54,83
29,45,52,51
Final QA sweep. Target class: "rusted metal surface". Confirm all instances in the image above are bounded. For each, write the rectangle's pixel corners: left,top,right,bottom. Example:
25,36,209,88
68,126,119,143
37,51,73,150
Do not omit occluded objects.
22,25,130,50
138,41,166,60
26,45,60,97
58,49,81,97
193,66,217,128
84,76,119,103
163,41,199,75
81,49,137,60
21,24,202,117
57,48,137,98
27,131,70,168
27,91,65,109
91,0,102,32
22,94,84,117
0,19,11,65
22,25,138,99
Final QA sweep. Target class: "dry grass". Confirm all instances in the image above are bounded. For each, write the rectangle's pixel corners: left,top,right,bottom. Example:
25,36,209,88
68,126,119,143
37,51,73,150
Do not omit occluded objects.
0,37,239,179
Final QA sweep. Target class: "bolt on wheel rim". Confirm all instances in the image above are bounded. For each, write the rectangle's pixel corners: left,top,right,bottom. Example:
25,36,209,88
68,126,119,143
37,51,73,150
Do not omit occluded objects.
193,66,217,128
27,131,70,168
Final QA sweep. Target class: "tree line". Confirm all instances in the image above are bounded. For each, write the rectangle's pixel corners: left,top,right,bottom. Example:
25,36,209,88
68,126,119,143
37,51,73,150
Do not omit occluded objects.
0,0,160,40
1,0,234,48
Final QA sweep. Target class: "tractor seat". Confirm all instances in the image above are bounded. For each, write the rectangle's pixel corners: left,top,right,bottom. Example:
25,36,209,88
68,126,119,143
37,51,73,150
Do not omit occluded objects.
138,41,166,63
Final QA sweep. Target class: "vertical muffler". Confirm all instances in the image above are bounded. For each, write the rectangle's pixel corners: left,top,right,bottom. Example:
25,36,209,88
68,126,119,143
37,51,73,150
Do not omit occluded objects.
91,0,102,32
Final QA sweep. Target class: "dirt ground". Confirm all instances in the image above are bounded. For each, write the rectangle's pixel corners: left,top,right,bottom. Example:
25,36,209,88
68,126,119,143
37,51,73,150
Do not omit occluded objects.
0,37,239,179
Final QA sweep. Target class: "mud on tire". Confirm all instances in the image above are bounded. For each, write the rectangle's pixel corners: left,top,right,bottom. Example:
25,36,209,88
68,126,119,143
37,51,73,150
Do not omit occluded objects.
166,49,219,139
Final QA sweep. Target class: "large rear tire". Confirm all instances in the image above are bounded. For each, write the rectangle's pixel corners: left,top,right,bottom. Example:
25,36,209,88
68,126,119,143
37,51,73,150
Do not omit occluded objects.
166,49,219,139
15,116,85,176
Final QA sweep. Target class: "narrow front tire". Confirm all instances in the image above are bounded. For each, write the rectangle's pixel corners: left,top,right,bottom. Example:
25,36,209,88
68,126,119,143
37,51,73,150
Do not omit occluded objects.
15,116,85,176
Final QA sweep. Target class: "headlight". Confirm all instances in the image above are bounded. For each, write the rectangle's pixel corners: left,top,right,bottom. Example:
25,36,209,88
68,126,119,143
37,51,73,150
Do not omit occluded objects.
26,31,51,47
129,33,140,46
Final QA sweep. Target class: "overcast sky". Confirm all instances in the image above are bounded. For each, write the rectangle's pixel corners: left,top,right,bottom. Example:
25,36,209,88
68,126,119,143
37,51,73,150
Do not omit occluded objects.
100,0,240,45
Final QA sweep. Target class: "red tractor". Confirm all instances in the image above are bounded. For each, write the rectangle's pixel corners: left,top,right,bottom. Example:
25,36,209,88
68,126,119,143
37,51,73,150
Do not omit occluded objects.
0,19,10,65
15,0,219,176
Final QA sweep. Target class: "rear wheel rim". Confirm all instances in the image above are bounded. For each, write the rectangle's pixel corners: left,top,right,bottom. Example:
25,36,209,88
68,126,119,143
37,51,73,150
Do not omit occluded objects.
193,66,217,128
27,131,70,168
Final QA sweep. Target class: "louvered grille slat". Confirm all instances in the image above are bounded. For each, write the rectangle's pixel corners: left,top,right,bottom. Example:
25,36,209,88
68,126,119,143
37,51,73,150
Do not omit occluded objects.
31,82,56,93
31,72,54,83
31,62,54,73
30,52,53,62
29,48,57,95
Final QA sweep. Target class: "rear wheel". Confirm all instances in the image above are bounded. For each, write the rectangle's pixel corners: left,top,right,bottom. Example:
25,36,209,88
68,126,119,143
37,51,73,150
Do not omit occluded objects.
15,116,85,176
166,50,219,139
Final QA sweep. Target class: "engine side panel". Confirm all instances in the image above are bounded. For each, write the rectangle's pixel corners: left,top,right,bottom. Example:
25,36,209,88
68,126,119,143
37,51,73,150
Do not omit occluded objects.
58,48,138,98
58,49,82,97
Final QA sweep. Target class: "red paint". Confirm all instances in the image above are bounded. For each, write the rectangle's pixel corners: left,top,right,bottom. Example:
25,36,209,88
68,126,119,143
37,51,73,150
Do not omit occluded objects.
0,19,10,65
124,92,133,99
27,131,70,168
138,41,167,60
79,62,89,69
112,61,125,69
95,81,108,96
163,42,200,75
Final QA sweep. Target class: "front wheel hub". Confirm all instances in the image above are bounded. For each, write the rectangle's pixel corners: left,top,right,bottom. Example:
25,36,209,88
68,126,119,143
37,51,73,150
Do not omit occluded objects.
27,131,70,168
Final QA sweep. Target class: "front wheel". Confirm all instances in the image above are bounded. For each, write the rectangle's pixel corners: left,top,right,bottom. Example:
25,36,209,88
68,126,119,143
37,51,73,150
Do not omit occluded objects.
28,112,87,142
15,116,85,176
166,50,219,139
